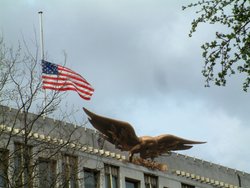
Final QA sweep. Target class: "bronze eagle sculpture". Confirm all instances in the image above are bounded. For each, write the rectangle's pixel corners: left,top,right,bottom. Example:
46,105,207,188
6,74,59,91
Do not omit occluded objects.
83,108,206,161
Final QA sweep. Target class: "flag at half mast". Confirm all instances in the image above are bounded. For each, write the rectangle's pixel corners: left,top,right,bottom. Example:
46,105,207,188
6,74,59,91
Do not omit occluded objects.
42,60,94,100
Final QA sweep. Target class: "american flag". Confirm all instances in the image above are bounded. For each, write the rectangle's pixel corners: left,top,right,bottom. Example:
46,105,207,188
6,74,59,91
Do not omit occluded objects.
41,60,94,100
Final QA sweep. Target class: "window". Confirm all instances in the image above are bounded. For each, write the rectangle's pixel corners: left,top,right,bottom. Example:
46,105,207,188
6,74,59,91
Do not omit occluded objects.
84,168,99,188
62,154,78,188
125,178,140,188
0,149,8,188
144,174,158,188
104,164,119,188
181,183,195,188
38,158,56,188
14,143,33,188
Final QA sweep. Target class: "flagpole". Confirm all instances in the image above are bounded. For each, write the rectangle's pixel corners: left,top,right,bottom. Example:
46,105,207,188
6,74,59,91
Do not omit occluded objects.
38,11,46,113
38,11,45,60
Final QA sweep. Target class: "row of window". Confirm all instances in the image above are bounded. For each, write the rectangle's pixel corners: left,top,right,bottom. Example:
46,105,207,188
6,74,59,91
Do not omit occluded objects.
0,144,195,188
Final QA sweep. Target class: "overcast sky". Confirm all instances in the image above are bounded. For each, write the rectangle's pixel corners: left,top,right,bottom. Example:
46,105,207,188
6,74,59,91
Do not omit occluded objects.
1,0,250,173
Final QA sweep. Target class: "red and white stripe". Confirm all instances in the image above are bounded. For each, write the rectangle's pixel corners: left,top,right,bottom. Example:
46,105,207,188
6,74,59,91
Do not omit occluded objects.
42,65,94,100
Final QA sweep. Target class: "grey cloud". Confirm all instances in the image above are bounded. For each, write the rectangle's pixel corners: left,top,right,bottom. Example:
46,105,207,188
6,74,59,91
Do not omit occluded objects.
1,0,250,172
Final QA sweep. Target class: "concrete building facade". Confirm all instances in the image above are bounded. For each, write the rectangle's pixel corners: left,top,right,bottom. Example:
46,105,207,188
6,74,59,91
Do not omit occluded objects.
0,105,249,188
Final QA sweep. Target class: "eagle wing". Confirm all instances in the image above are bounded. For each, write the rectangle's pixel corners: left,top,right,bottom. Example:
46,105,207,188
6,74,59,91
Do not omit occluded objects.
83,108,140,151
156,134,206,154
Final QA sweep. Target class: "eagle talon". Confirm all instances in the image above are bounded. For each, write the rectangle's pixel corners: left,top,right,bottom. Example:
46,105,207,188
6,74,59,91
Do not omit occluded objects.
129,153,134,162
